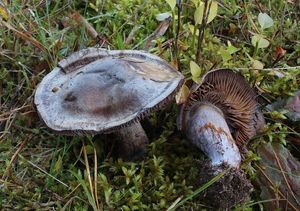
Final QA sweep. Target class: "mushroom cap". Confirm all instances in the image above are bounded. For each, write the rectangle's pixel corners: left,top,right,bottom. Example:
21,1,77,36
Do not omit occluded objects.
178,69,264,150
35,48,184,135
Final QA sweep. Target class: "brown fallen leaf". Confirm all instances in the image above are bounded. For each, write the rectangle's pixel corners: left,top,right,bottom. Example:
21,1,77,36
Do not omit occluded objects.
266,90,300,122
144,17,171,50
275,47,287,60
69,10,108,47
256,143,300,211
285,90,300,121
0,19,46,52
175,83,190,105
272,47,287,67
125,25,141,44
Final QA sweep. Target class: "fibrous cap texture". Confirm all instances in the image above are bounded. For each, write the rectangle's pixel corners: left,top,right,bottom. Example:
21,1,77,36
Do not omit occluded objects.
35,48,184,135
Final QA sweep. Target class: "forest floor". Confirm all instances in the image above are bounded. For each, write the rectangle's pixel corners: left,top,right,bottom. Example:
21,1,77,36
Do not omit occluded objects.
1,0,300,210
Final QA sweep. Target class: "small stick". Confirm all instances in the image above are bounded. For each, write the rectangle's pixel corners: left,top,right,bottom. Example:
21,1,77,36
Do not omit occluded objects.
82,143,95,203
2,137,29,179
20,154,70,188
69,10,109,47
94,147,100,210
175,0,182,71
273,149,300,207
255,164,298,210
0,20,46,52
196,0,212,63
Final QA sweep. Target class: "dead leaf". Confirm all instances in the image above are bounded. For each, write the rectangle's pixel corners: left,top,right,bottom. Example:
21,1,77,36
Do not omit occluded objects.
256,143,300,210
144,17,171,50
175,84,190,104
275,47,286,60
69,10,98,38
285,90,300,121
69,10,108,46
0,19,46,52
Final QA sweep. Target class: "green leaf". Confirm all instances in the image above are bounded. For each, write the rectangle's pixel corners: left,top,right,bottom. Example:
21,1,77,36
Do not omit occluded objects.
156,12,171,21
190,61,202,83
252,59,264,69
194,2,204,25
165,0,176,10
246,52,265,69
117,33,124,49
89,3,99,12
191,0,200,6
53,155,62,173
227,42,240,54
70,170,98,211
251,34,270,48
194,1,218,25
218,48,232,62
206,0,218,24
258,12,273,29
188,24,199,36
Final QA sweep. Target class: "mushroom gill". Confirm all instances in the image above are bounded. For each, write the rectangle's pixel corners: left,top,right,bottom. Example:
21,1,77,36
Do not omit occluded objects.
186,69,264,151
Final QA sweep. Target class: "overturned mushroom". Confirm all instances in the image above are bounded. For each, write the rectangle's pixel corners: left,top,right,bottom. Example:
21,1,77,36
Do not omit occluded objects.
35,48,184,160
178,69,265,208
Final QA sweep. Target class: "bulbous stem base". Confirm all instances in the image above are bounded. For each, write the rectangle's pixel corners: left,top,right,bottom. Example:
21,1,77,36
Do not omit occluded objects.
197,162,253,209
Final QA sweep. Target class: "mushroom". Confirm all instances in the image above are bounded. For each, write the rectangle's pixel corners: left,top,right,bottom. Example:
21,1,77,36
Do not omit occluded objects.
35,48,184,160
177,69,265,208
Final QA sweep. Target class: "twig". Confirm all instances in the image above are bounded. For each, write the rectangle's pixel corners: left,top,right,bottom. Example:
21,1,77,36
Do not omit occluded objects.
125,25,141,44
175,0,182,71
0,79,2,108
254,0,263,12
144,17,172,50
69,10,109,47
273,149,300,207
20,154,70,188
159,31,186,51
0,112,16,141
2,137,29,179
234,66,300,71
255,164,298,211
0,105,31,118
214,34,251,46
0,19,46,52
196,0,212,63
94,147,100,210
82,143,96,204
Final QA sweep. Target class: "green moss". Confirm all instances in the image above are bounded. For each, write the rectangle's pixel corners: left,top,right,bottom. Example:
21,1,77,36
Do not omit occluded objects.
0,0,299,210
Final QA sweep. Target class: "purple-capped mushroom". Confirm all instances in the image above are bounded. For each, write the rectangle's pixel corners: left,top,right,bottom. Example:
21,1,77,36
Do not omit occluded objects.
178,69,265,208
35,48,184,160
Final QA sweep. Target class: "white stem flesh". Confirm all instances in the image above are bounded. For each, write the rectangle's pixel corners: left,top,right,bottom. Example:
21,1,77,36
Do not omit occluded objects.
185,102,241,168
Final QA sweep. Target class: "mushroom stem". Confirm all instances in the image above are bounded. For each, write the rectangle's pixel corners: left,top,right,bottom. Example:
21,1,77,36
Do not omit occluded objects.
185,102,241,169
114,121,149,161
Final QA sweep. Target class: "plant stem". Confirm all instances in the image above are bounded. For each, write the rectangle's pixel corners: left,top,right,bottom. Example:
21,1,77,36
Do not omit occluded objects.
175,0,182,71
196,0,212,63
